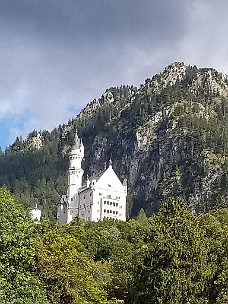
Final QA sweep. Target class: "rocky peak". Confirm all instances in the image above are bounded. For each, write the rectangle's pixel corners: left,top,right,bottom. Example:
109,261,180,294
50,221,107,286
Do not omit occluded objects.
27,133,43,150
141,62,228,100
141,62,187,95
189,68,228,97
103,91,114,103
161,62,187,84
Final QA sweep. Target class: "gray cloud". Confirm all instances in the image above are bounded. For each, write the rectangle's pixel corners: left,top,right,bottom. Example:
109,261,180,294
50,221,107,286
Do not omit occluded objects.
0,0,228,147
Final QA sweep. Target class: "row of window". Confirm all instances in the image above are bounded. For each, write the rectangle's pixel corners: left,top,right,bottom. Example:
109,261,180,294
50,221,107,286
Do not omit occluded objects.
103,214,122,219
79,203,91,209
104,201,122,208
99,193,120,200
69,171,80,175
104,209,118,215
70,156,82,160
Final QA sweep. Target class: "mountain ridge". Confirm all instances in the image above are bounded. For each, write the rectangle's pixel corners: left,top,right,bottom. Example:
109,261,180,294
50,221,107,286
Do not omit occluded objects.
1,62,228,218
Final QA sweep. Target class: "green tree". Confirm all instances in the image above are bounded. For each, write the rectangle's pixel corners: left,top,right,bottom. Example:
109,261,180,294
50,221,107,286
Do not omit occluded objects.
0,186,49,304
135,208,149,227
208,209,228,303
35,225,122,304
133,198,217,304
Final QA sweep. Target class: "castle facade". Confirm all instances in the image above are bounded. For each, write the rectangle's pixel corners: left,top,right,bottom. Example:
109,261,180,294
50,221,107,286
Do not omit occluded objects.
57,132,127,223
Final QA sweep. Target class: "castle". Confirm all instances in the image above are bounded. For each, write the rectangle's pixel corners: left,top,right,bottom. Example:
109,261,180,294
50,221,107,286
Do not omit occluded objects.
31,204,42,221
57,131,127,223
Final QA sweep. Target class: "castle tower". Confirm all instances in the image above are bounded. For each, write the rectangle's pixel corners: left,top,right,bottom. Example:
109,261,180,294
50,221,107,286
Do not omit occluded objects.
67,130,84,222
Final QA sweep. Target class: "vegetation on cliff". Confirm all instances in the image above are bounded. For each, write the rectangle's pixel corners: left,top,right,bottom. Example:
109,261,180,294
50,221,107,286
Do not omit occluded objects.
0,62,228,217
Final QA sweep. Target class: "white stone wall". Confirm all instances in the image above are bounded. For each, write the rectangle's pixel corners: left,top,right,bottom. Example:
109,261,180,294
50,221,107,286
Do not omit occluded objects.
69,150,83,169
90,166,127,222
57,133,127,224
68,170,81,199
97,190,126,221
31,207,42,221
77,166,127,222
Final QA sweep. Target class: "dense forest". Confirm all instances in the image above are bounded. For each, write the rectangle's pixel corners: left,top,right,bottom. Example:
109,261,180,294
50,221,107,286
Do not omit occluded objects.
0,62,228,218
1,186,228,304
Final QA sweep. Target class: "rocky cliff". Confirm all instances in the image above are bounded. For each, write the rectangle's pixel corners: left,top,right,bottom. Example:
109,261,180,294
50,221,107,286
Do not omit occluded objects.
1,62,228,217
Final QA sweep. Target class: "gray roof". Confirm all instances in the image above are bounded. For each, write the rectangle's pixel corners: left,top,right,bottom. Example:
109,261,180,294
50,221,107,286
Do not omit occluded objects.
72,130,82,149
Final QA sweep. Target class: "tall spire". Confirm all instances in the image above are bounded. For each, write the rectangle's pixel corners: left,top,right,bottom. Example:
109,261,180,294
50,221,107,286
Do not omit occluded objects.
72,129,80,149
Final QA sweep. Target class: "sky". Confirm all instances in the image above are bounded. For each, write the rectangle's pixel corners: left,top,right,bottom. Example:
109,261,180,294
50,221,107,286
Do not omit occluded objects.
0,0,228,150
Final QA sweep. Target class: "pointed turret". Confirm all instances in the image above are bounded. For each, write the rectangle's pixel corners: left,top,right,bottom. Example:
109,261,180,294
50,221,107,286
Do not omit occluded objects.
72,129,81,149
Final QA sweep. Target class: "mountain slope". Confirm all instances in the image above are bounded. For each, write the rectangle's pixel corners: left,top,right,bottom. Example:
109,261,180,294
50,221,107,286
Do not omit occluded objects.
1,62,228,218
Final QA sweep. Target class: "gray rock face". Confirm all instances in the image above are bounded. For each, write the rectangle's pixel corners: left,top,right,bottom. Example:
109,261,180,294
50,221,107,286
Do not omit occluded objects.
58,63,227,216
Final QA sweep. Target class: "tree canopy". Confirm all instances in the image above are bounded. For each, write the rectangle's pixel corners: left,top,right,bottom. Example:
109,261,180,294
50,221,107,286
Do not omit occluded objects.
0,187,228,303
0,186,49,304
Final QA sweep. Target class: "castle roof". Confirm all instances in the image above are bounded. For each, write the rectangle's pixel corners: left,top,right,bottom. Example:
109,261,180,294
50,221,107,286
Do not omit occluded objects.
88,161,113,182
95,165,124,189
72,130,83,149
79,162,125,194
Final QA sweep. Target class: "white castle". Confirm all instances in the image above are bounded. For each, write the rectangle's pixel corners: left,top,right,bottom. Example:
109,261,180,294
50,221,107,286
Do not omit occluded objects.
31,204,42,221
57,131,127,223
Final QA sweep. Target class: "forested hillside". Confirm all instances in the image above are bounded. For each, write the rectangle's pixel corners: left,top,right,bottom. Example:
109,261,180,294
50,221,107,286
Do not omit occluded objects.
0,62,228,217
1,187,228,304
